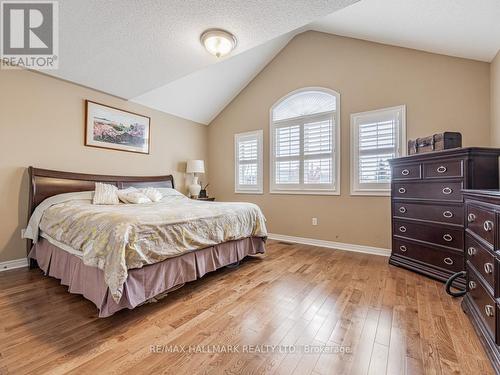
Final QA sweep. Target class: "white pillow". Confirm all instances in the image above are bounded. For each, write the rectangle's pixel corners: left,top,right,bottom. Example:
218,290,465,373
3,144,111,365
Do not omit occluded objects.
118,187,152,204
141,187,162,202
93,183,119,205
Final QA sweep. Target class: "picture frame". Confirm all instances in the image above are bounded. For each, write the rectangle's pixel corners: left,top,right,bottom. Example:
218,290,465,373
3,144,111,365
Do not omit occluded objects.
85,100,151,154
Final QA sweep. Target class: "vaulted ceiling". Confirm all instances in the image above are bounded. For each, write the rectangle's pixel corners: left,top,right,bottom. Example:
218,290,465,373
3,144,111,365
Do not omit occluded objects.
44,0,500,125
45,0,357,123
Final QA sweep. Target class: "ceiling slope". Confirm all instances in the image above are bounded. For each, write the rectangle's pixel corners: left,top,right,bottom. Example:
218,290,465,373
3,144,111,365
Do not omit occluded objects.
46,0,358,99
131,33,293,124
311,0,500,62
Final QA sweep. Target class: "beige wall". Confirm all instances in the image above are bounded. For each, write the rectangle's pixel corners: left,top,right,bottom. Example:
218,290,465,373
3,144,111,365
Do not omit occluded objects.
208,31,491,249
491,50,500,146
0,68,208,262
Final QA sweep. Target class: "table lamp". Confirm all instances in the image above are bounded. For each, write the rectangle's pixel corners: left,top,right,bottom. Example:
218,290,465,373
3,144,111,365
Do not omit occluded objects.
186,160,205,198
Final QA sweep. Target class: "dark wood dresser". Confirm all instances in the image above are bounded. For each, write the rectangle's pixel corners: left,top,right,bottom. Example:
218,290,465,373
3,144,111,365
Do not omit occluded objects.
462,190,500,373
389,148,500,288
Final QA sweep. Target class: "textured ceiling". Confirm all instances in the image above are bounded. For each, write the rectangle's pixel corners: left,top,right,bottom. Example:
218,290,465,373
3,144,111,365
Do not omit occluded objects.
132,33,294,124
311,0,500,62
42,0,500,125
46,0,357,100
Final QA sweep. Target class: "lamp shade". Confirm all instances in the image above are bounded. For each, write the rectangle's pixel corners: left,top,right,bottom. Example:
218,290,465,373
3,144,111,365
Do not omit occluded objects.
186,160,205,174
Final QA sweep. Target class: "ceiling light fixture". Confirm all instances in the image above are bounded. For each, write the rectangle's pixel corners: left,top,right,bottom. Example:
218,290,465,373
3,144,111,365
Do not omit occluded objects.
200,29,237,58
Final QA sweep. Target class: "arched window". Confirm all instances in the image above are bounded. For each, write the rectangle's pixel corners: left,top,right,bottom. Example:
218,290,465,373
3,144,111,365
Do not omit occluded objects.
270,88,340,194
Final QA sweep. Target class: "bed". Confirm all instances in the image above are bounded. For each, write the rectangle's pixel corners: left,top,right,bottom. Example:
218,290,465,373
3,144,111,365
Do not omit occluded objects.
24,167,267,317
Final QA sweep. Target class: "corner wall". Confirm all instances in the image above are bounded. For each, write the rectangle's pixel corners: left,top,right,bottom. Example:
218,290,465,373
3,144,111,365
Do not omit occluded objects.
0,68,208,263
207,31,491,250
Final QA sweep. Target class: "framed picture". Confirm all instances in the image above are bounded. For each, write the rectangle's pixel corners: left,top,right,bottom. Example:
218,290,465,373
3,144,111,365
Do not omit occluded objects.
85,100,151,154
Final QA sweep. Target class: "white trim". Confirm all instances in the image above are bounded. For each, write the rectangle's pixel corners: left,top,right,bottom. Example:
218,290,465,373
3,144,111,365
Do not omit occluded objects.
267,233,390,257
269,190,340,196
269,87,341,196
234,129,263,194
0,258,28,272
350,105,406,196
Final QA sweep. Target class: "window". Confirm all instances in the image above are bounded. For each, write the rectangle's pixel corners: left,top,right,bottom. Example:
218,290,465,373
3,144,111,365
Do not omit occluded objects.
234,130,263,193
350,105,406,196
270,88,340,194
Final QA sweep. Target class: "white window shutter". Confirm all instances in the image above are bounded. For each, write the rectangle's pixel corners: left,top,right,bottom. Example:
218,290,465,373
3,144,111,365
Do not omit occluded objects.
351,105,406,196
270,88,340,194
234,130,263,193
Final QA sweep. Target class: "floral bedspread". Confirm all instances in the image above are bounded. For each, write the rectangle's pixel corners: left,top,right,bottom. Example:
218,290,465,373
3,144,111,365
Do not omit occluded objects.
35,195,267,302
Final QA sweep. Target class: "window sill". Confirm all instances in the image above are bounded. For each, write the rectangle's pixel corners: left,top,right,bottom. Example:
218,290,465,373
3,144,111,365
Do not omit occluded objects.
270,190,340,196
350,190,390,197
235,190,263,195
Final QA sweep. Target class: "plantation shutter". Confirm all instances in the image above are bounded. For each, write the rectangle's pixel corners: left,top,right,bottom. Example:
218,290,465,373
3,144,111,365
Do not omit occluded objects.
270,89,339,193
357,119,397,183
235,130,263,193
351,105,405,195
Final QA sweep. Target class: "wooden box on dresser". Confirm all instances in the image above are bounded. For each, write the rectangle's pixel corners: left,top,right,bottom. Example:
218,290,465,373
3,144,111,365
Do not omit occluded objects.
388,148,500,288
462,190,500,373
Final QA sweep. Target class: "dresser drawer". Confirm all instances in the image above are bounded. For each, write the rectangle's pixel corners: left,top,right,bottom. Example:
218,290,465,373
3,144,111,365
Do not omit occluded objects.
393,220,463,250
393,238,463,273
468,269,496,340
423,159,463,179
392,164,421,181
466,234,495,290
393,181,463,202
393,202,463,225
466,204,495,246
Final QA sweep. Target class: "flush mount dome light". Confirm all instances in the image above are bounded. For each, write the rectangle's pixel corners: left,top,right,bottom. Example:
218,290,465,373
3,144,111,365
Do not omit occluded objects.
200,29,237,58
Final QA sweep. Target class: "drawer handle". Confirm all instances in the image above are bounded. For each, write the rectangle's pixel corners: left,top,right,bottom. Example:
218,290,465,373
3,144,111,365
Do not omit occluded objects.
436,166,447,173
483,220,494,232
443,210,453,218
468,213,476,223
442,187,453,195
485,305,495,317
401,169,410,176
399,226,407,233
484,263,494,274
399,207,407,214
443,257,454,265
467,247,477,256
469,281,477,290
443,234,453,242
398,187,406,194
399,245,407,252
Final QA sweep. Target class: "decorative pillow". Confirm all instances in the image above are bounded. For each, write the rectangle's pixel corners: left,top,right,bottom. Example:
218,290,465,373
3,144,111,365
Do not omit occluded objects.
93,183,119,205
141,187,162,202
118,187,152,204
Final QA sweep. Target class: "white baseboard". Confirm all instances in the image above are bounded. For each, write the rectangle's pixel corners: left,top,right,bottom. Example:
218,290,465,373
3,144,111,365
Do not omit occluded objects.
267,233,390,257
0,258,28,272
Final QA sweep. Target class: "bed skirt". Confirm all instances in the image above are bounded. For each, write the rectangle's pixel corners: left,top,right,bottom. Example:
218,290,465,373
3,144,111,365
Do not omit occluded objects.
29,237,266,317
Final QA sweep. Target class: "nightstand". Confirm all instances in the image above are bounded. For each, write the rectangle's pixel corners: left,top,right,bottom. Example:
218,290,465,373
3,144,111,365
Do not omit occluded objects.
193,197,215,201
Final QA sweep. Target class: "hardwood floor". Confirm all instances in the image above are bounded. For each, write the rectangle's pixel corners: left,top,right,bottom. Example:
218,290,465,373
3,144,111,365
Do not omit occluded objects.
0,240,494,375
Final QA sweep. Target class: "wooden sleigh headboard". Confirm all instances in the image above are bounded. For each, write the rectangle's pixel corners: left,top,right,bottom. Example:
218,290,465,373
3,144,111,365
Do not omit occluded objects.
27,167,175,263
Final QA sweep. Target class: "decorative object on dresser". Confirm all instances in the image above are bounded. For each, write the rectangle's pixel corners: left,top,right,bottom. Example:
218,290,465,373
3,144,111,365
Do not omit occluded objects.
186,159,205,198
389,148,500,289
408,132,462,155
199,183,209,198
462,190,500,374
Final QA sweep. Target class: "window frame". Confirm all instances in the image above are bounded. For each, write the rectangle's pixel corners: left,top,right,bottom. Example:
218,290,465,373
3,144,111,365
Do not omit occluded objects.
234,129,263,194
350,105,407,196
269,87,341,196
